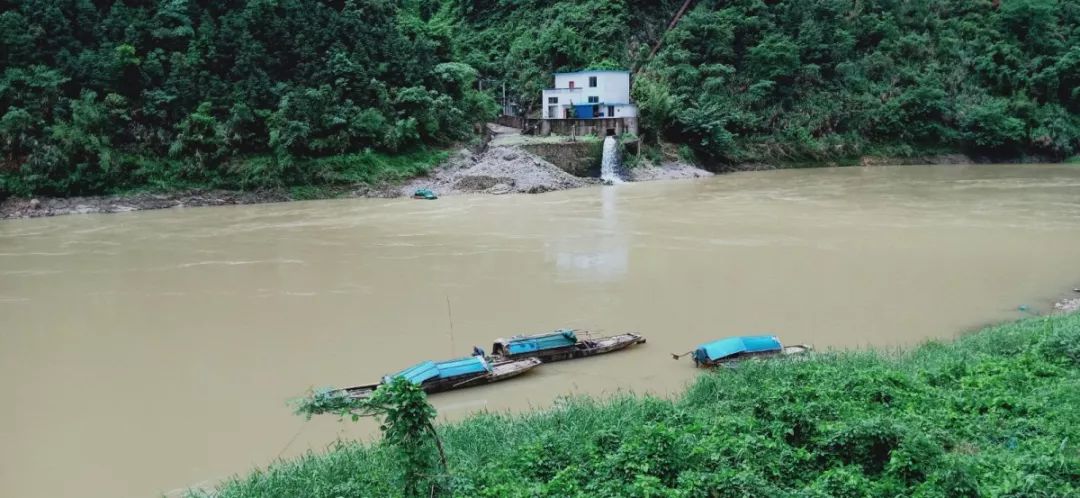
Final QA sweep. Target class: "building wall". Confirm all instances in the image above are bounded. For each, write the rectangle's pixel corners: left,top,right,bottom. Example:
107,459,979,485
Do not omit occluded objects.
612,104,638,118
541,88,584,118
543,71,633,119
526,117,639,137
553,71,631,104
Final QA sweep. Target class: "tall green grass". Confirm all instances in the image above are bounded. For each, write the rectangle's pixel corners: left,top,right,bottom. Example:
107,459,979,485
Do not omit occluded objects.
195,313,1080,497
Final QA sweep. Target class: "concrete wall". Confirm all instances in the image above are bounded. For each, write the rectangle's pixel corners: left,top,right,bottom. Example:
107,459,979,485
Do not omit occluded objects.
544,71,634,120
612,103,638,118
520,141,602,177
526,117,638,137
553,71,631,103
497,115,524,128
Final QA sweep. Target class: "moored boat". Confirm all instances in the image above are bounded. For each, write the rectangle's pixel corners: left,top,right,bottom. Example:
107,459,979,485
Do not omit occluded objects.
336,355,542,399
674,335,811,367
489,329,646,362
412,188,438,200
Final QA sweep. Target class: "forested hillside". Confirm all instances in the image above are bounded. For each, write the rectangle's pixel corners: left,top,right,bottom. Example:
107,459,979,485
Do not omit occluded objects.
0,0,496,197
452,0,1079,164
2,0,1078,199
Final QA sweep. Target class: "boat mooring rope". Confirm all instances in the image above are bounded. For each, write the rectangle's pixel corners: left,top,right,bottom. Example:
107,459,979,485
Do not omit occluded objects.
275,421,309,460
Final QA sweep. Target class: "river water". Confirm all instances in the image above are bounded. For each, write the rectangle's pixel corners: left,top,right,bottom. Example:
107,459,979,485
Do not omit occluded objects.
2,164,1079,498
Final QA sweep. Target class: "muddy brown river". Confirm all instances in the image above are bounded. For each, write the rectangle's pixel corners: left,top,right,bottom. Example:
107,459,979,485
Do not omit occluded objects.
2,164,1080,498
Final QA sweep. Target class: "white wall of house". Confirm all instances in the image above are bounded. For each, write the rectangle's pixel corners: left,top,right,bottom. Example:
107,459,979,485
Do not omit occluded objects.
542,70,637,119
554,71,631,103
611,104,638,118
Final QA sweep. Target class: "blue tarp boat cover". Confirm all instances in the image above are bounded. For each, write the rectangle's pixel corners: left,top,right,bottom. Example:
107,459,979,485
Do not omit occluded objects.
694,335,782,363
434,356,491,378
387,357,490,384
505,329,578,355
389,361,440,385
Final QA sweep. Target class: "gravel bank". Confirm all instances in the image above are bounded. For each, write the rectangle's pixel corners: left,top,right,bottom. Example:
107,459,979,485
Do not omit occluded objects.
627,161,714,181
0,190,293,220
400,145,598,195
1056,295,1080,314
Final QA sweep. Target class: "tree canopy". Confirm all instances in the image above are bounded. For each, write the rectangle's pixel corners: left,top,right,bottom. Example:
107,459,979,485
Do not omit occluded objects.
1,0,1077,198
449,0,1079,164
0,0,496,197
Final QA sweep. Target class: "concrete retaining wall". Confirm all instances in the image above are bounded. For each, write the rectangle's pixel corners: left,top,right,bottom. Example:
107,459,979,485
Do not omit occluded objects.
520,141,603,177
522,117,638,137
497,116,639,139
496,115,525,129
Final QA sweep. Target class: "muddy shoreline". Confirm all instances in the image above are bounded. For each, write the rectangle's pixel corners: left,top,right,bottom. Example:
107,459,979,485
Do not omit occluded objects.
0,150,1059,221
1055,290,1080,314
0,144,713,220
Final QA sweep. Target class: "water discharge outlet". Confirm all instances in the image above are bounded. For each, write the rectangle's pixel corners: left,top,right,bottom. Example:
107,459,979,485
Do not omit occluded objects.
600,136,623,184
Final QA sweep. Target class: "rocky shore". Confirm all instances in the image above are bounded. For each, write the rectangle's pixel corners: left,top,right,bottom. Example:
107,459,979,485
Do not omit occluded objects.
1,142,715,220
0,190,294,220
1056,292,1080,314
398,145,599,195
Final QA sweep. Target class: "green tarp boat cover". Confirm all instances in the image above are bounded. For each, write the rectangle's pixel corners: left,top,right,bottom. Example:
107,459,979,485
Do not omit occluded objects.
413,188,437,200
387,357,490,385
506,329,578,355
694,335,782,363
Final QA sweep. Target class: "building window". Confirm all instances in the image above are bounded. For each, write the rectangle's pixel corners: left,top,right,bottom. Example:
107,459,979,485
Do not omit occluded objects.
588,96,599,103
548,97,558,104
568,81,575,89
589,76,597,87
608,105,615,117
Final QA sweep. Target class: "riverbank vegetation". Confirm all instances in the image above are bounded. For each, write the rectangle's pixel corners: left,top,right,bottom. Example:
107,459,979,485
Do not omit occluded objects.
454,0,1079,166
3,1,1078,199
195,312,1080,497
0,1,495,199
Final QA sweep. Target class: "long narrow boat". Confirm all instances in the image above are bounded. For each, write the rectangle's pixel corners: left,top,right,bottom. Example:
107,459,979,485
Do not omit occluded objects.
675,335,811,367
489,329,646,362
336,356,542,399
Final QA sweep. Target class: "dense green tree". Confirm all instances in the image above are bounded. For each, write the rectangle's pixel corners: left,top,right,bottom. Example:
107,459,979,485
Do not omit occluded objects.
448,0,1079,165
1,0,1077,198
0,0,496,198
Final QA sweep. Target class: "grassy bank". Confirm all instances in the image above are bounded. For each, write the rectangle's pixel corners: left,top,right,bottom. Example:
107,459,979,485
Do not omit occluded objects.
196,314,1079,497
0,148,449,201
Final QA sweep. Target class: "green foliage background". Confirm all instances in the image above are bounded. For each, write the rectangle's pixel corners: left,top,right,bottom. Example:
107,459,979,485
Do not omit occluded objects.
0,0,496,198
451,0,1079,165
2,0,1078,198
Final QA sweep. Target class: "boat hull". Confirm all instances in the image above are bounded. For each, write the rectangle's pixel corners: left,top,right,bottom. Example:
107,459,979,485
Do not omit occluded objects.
696,344,812,368
337,357,542,399
494,332,646,363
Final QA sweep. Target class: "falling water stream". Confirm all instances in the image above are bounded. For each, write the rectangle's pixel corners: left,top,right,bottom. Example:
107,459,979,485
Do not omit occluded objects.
600,136,622,183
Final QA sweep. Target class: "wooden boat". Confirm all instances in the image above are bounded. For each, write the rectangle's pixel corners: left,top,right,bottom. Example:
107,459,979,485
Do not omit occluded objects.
674,335,811,367
336,356,542,400
489,329,646,362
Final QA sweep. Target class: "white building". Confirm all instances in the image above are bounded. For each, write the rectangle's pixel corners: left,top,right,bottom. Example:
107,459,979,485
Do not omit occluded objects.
541,70,638,120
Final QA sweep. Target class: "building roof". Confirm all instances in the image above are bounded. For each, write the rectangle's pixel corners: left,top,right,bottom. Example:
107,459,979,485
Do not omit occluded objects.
553,69,631,76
